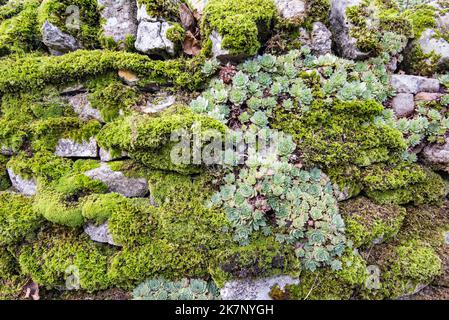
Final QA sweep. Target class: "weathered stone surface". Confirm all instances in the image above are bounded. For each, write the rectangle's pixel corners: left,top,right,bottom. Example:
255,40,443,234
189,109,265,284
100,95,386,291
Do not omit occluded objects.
99,148,128,162
274,0,306,21
310,22,332,56
84,163,148,198
7,168,37,196
418,29,449,66
391,93,415,118
190,0,207,13
445,231,449,245
422,137,449,172
84,221,118,246
55,137,98,158
415,92,443,101
390,75,440,94
98,0,138,43
329,0,368,60
66,93,104,122
210,30,229,59
138,94,176,114
135,20,175,56
1,146,14,156
137,3,158,22
42,21,81,55
220,276,299,300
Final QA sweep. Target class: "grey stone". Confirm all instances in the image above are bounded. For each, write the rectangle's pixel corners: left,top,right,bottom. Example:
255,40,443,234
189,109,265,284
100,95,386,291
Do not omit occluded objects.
135,20,175,56
391,93,415,118
98,0,138,43
390,74,440,94
7,168,37,196
66,93,104,122
220,276,299,300
329,0,369,60
445,231,449,245
84,221,118,246
190,0,207,13
55,137,98,158
274,0,306,21
84,163,148,198
1,146,14,156
310,22,332,56
42,21,81,55
99,148,128,162
418,29,449,65
422,137,449,172
138,94,176,114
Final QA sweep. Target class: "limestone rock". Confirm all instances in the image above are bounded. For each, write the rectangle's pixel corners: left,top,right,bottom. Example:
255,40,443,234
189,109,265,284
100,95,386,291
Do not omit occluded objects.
403,4,449,74
84,163,148,198
391,93,415,118
135,20,175,56
418,28,449,65
1,146,14,156
98,0,138,44
66,93,104,123
329,0,369,60
7,168,37,196
310,22,332,56
220,275,299,300
274,0,306,21
137,94,176,114
422,137,449,172
190,0,207,14
390,75,440,94
84,221,118,246
99,148,128,162
42,21,81,55
55,137,98,158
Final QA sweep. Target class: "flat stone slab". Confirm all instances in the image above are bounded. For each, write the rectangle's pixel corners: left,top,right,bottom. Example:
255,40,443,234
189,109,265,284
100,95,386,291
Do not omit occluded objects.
84,163,148,198
220,275,299,300
55,137,98,158
390,75,440,94
7,168,37,196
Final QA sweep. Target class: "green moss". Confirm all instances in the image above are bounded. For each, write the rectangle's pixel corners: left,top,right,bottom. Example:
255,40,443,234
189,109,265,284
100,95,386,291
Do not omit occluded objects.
362,239,442,299
0,155,11,191
37,0,101,49
18,228,114,292
97,106,227,174
345,0,412,56
6,151,71,182
326,165,363,200
202,0,277,56
108,239,207,287
108,198,158,246
272,99,406,170
33,160,108,228
0,0,41,56
86,73,141,122
362,163,449,205
402,5,437,38
271,249,368,300
339,197,406,248
0,50,209,94
166,23,185,45
137,0,184,20
81,192,127,224
210,237,301,288
0,247,25,300
304,0,331,28
402,42,441,76
0,192,43,246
